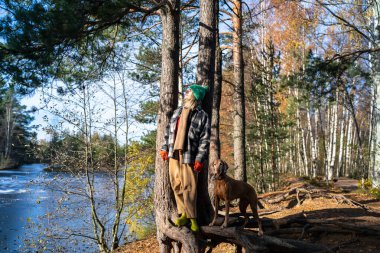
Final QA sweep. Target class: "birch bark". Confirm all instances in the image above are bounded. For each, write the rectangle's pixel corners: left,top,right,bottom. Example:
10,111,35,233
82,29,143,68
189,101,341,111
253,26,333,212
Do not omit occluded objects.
372,0,380,188
328,93,339,180
337,104,345,178
307,106,317,178
346,114,353,176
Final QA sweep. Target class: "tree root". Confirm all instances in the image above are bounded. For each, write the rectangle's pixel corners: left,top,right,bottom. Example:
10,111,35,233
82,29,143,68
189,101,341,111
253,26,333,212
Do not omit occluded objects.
201,213,380,252
259,184,380,215
201,225,334,253
160,183,380,253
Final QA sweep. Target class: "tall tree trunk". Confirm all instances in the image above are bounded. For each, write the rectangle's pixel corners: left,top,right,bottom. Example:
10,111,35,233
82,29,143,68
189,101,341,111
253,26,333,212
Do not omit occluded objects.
295,89,306,176
307,105,317,178
372,0,380,186
325,105,332,180
111,78,120,250
232,0,246,182
178,16,184,107
297,127,302,176
196,0,216,225
208,0,221,212
314,108,320,175
302,124,309,176
342,112,348,177
346,114,354,177
318,105,328,183
351,124,357,175
328,93,338,180
345,87,365,178
4,87,15,160
198,0,217,160
155,2,199,252
337,103,345,178
269,77,278,188
209,0,221,166
369,77,376,180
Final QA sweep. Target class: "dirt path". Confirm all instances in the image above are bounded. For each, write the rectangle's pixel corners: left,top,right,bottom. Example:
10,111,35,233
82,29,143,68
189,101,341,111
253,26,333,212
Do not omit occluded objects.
334,177,380,211
333,177,359,191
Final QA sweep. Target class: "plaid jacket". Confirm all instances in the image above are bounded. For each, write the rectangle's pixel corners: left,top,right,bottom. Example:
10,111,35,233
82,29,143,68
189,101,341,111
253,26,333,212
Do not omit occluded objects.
161,106,210,164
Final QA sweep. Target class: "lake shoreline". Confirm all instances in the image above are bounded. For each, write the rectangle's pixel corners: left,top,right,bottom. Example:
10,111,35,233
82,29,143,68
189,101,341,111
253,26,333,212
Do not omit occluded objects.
0,163,115,252
0,163,20,170
43,164,119,173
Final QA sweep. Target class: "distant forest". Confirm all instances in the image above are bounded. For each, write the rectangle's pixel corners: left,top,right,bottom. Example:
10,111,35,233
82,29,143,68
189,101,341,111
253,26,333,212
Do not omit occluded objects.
0,86,37,168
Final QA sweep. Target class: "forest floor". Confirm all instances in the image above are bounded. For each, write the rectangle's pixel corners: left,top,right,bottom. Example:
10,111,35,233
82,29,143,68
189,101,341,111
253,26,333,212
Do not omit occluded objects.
117,177,380,253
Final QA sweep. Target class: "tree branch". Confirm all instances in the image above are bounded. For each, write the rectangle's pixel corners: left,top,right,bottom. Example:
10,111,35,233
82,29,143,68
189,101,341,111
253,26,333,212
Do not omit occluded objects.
314,0,371,42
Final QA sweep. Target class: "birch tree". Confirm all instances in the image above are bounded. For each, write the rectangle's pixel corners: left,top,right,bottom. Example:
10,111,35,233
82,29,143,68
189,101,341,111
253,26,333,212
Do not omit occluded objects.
327,92,339,180
308,106,318,178
337,102,346,177
372,0,380,188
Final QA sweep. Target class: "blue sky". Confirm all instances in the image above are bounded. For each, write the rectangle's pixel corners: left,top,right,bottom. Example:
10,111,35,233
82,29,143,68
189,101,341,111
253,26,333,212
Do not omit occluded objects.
21,78,156,143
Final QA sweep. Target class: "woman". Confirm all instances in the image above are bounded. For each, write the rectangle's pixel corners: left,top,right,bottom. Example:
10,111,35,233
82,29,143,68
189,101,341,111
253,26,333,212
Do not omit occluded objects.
160,84,210,232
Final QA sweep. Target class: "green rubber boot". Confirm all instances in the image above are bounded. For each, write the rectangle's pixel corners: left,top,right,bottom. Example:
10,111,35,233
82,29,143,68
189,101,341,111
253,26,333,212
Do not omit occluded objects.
174,213,189,227
190,218,199,232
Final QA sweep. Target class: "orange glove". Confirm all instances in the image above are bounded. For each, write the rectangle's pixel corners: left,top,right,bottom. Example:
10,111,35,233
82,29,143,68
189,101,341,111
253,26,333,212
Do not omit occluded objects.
160,150,168,161
194,161,203,173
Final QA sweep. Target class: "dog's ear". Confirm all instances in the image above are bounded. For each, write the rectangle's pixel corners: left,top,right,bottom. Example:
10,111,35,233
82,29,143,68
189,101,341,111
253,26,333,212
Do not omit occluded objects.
221,160,228,173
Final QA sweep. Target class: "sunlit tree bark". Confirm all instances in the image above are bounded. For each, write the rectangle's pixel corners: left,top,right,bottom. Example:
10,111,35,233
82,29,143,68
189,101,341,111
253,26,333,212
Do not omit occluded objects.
372,0,380,188
231,0,247,182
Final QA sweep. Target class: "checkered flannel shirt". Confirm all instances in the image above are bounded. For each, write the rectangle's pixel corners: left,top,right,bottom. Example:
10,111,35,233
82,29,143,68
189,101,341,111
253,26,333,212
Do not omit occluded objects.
161,106,210,164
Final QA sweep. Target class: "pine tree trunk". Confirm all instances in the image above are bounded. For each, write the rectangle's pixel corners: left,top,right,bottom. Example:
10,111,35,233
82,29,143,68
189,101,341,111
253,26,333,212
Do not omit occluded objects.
178,19,183,107
208,0,222,210
155,2,200,252
197,0,216,225
199,0,218,162
232,0,246,182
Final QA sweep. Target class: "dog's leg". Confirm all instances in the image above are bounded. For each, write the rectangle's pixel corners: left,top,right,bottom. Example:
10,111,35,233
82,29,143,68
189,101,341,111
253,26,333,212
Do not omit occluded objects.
239,199,249,227
250,200,263,236
221,199,229,229
209,197,219,226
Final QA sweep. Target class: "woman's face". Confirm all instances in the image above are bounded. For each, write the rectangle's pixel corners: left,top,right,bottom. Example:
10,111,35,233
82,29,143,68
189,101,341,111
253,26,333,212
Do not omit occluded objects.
184,88,193,100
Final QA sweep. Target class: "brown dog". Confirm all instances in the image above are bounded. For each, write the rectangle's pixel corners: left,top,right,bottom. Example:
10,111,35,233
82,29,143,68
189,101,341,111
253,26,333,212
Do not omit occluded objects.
209,159,263,236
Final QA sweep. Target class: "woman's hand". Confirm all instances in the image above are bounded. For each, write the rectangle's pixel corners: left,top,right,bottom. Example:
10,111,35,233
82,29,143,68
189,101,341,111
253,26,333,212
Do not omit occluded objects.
160,150,169,161
194,161,203,173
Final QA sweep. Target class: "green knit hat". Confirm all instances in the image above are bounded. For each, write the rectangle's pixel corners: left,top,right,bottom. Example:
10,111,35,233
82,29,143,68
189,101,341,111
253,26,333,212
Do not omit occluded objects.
189,84,208,101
